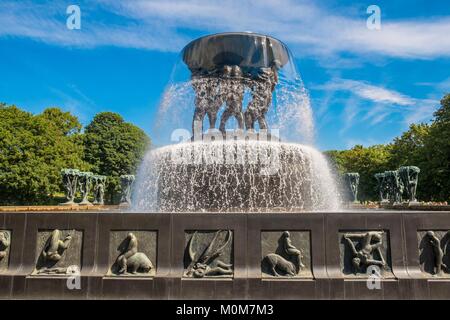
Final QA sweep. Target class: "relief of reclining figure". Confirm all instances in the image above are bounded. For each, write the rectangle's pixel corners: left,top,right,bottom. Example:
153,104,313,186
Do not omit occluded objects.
263,231,305,277
114,233,153,275
185,230,233,278
36,229,74,274
343,231,386,274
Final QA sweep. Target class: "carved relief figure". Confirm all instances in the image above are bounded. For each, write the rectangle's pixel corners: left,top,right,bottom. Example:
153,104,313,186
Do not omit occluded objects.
0,231,10,261
36,229,73,274
398,166,420,203
219,65,245,134
424,231,448,275
185,230,233,278
60,169,80,205
114,233,153,275
262,231,305,277
343,231,386,274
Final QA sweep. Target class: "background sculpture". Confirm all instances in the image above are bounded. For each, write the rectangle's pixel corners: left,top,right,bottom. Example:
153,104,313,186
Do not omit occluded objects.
78,172,93,205
384,170,403,204
398,166,420,203
374,172,388,203
92,175,107,205
375,166,421,204
60,169,80,205
343,172,360,203
120,175,135,206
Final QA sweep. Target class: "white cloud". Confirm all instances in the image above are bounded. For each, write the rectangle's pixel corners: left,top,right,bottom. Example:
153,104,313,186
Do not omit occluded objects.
314,78,439,129
1,0,450,60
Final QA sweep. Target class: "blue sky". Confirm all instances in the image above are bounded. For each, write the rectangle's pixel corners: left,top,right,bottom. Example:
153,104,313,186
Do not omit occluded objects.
0,0,449,150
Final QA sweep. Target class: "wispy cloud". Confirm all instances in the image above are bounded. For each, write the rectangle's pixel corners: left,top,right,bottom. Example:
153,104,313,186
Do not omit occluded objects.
314,78,439,129
1,0,450,60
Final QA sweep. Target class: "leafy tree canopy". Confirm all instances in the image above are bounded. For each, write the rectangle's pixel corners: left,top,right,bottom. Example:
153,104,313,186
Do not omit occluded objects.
83,112,150,203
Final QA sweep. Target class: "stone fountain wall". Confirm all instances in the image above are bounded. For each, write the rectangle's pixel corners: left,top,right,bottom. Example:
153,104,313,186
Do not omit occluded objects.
1,211,450,299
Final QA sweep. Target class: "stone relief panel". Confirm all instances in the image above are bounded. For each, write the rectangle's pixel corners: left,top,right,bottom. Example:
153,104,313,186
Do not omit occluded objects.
261,231,312,278
0,230,11,272
339,230,393,278
32,229,83,276
183,230,233,278
107,231,157,277
418,230,450,277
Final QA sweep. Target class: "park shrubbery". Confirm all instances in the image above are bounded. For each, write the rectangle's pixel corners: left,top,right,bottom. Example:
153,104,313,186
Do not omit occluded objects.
0,104,150,205
326,93,450,202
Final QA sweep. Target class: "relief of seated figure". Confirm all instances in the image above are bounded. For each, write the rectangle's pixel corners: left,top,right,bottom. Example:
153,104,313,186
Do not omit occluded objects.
114,233,153,275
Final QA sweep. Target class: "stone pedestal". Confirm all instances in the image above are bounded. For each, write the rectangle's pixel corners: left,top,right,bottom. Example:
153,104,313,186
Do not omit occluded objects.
0,210,449,299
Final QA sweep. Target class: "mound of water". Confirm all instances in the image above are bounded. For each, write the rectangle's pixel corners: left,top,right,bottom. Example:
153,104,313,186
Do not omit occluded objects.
132,140,340,212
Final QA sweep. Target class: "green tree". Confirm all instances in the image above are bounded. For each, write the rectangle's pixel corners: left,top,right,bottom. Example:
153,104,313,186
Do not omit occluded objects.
83,112,150,203
423,94,450,201
388,123,433,200
0,105,88,204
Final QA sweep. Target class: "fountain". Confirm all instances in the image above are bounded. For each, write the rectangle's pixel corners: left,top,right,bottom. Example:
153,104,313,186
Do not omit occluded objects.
133,32,340,212
0,33,449,300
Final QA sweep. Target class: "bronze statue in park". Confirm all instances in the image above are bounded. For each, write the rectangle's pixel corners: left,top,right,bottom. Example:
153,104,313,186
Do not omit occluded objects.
191,74,224,135
374,172,388,202
60,169,80,205
120,175,135,205
219,65,245,134
244,61,280,131
344,172,360,203
92,175,106,205
182,33,289,136
78,171,93,205
398,166,420,203
384,170,403,204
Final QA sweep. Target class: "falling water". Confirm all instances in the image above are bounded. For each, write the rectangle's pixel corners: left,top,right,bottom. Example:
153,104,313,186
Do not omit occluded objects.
132,33,340,212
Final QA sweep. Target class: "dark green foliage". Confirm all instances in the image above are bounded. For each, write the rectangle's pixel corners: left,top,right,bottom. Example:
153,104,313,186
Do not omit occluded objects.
83,112,150,203
0,105,89,204
0,106,150,205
